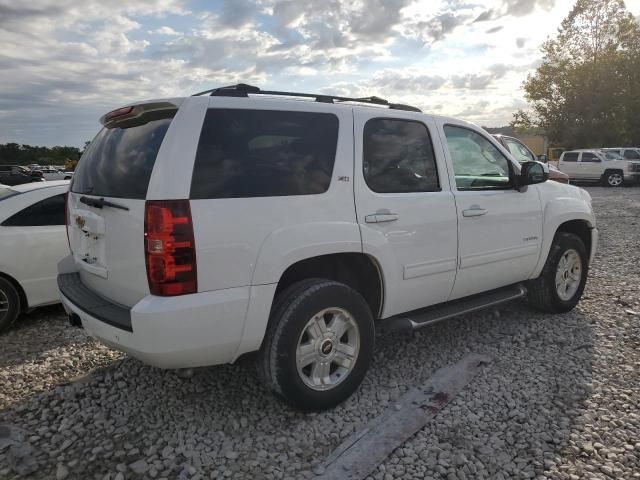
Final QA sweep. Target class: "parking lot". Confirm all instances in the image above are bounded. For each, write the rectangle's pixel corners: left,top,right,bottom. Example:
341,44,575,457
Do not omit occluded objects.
1,186,639,480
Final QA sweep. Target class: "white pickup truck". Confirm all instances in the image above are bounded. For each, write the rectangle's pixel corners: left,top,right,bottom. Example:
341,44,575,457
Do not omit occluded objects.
59,85,598,410
558,149,640,186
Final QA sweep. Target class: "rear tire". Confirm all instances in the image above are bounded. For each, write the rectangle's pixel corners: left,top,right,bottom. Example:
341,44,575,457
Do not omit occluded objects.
527,232,588,313
603,170,624,187
258,279,375,411
0,277,21,334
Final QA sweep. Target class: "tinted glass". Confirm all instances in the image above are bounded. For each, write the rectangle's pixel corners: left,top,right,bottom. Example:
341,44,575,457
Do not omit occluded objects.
191,109,339,199
71,109,176,199
563,152,579,162
603,151,623,160
504,138,535,162
624,150,640,159
444,125,511,190
2,194,65,226
363,119,439,193
581,152,599,162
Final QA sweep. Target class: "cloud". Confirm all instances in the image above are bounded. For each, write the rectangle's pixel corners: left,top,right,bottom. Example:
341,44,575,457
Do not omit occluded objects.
149,26,181,35
486,26,504,33
516,37,527,48
475,0,555,22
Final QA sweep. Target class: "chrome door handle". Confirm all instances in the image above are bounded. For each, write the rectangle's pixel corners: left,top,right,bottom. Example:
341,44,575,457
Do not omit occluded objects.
462,206,488,217
365,213,399,223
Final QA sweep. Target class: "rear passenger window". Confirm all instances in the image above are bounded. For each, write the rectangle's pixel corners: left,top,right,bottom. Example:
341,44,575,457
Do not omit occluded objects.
1,194,65,227
363,119,439,193
581,153,599,162
563,153,578,162
190,109,339,198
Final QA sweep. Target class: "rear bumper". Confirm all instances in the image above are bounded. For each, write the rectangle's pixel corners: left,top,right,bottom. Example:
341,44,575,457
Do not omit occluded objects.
58,272,249,369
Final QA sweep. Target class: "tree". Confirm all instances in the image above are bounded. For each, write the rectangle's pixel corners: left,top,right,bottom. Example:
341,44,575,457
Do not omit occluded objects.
515,0,640,147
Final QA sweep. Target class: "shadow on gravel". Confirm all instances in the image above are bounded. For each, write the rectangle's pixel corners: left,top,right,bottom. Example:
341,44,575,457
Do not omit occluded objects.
0,300,597,479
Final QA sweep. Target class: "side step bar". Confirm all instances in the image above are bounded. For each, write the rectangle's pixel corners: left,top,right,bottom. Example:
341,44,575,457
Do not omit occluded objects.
378,284,527,334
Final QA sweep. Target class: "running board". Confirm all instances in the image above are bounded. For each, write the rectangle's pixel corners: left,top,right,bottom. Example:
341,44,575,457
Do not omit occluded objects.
378,284,527,334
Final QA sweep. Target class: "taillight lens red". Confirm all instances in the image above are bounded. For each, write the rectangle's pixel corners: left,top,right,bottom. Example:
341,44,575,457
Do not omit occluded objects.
144,200,197,296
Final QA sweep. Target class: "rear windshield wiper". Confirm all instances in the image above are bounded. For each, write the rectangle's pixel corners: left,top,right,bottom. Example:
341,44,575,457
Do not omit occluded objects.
79,196,129,211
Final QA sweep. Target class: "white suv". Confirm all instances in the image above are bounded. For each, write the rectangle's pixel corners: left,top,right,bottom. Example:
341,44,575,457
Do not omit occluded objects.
558,149,640,186
59,85,598,410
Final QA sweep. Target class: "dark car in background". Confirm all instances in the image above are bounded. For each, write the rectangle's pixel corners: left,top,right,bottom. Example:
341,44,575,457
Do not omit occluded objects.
0,165,44,186
493,134,570,184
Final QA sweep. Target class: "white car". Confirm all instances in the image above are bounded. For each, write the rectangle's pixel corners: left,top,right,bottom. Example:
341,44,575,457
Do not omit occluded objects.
37,167,73,181
0,180,70,332
59,85,597,410
558,149,640,186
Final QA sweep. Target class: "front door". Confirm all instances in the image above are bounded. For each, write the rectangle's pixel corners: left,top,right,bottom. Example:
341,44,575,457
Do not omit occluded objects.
354,111,458,317
440,123,543,300
578,151,602,180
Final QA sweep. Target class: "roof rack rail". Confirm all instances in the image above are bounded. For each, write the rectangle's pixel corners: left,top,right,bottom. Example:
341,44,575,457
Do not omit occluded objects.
192,84,421,112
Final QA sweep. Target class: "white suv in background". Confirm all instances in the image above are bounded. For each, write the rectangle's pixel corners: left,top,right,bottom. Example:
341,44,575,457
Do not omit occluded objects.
558,149,640,186
59,85,598,410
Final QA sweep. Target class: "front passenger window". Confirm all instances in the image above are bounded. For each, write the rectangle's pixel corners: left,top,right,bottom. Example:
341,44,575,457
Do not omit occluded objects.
444,126,512,190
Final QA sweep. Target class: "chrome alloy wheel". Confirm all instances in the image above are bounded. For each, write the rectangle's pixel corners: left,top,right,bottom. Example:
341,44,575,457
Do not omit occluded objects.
0,289,8,323
295,307,360,391
607,173,623,186
555,249,582,301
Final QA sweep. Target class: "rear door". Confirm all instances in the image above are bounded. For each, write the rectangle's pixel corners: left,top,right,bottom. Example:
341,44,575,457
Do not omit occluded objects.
559,152,579,178
0,188,67,305
354,110,458,316
67,103,180,307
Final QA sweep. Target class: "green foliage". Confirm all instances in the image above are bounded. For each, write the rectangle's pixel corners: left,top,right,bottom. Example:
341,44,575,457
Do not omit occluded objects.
0,143,83,166
517,0,640,147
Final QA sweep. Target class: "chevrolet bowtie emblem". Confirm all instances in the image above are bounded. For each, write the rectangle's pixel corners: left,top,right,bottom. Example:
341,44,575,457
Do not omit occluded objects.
75,216,86,228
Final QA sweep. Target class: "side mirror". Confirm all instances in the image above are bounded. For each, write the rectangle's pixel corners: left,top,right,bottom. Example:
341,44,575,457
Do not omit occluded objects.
537,154,548,163
518,161,548,189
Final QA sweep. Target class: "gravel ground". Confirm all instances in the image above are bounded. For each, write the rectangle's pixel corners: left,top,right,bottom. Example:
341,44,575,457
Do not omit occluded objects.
1,186,639,480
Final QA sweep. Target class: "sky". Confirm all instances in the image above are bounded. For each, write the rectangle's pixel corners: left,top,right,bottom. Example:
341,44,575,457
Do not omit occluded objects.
1,0,640,147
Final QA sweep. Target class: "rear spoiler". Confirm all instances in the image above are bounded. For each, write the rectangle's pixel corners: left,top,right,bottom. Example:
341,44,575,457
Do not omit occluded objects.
99,100,181,127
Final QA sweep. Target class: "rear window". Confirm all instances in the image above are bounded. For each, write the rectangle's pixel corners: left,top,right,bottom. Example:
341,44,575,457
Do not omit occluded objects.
190,109,339,199
71,109,176,199
0,186,18,201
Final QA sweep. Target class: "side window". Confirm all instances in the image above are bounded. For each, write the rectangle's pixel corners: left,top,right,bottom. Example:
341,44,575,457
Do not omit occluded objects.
363,118,439,193
443,125,512,190
504,138,535,162
624,150,640,160
563,152,578,162
1,194,66,227
581,152,599,162
190,109,339,199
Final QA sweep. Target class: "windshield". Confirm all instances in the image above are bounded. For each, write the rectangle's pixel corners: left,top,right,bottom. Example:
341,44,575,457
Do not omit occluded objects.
0,186,18,201
603,151,624,160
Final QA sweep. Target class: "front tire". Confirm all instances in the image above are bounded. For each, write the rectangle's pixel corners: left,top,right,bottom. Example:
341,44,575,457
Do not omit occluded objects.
258,279,375,411
0,277,21,334
527,232,588,313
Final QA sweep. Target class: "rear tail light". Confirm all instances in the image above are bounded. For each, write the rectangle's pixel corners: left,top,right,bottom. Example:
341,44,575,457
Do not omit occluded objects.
64,192,70,249
144,200,197,296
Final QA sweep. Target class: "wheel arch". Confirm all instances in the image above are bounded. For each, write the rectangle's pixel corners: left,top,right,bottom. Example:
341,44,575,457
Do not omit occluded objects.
0,271,28,312
533,209,596,279
234,251,385,361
